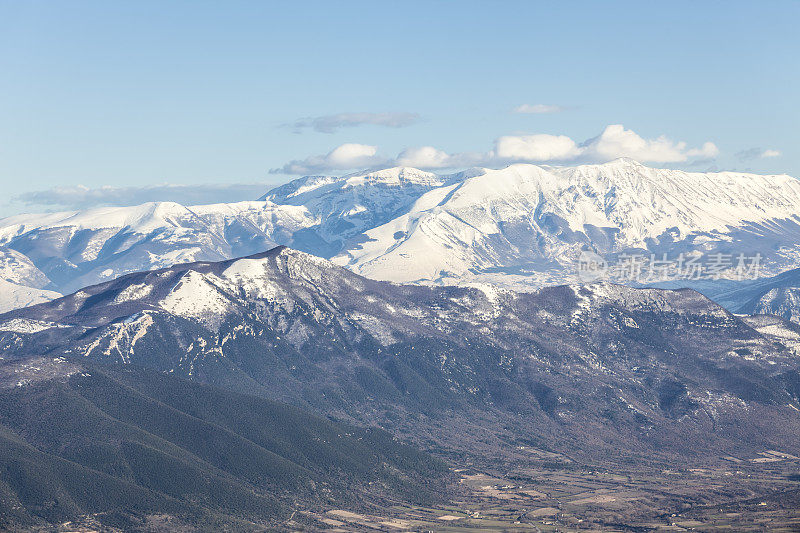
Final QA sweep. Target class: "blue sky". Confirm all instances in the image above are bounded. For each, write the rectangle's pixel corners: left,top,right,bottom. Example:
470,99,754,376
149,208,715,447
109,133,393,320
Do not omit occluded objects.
1,1,798,215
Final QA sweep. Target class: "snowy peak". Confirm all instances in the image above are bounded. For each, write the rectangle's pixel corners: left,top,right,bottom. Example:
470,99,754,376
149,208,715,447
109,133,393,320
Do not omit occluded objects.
256,167,454,254
219,245,342,290
593,156,645,169
550,163,800,236
0,244,755,355
261,166,444,205
332,162,800,285
0,201,199,236
2,161,800,312
347,166,444,185
0,245,347,328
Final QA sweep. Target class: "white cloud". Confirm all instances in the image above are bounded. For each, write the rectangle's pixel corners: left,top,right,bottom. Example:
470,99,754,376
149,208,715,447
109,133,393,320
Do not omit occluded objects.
396,146,453,168
513,104,566,114
761,149,781,158
271,143,388,174
273,125,720,174
288,112,420,133
494,134,581,161
580,125,717,163
403,126,715,169
326,143,380,167
686,142,721,159
395,146,484,169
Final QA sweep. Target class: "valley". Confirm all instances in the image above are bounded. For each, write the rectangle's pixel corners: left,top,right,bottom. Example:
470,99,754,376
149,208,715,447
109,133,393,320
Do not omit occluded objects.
29,448,800,531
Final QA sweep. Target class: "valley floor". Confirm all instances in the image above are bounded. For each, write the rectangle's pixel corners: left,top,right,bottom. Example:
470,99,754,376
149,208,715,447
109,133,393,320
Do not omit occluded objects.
297,451,800,532
30,450,800,532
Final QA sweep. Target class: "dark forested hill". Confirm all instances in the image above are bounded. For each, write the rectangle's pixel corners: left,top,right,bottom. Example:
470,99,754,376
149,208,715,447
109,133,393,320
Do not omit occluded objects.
0,358,448,531
2,246,799,467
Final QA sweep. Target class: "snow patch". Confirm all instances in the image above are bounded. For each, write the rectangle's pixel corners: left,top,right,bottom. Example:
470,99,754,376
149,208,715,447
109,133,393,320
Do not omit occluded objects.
0,318,68,334
160,271,233,329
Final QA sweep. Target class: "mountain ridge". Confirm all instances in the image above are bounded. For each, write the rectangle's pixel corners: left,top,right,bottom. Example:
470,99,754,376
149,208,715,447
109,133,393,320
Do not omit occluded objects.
2,246,799,466
2,160,799,314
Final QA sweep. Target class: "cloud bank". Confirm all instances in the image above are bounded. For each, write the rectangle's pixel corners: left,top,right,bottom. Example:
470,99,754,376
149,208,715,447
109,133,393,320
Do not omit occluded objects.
12,183,271,212
580,125,719,163
272,143,388,174
288,112,420,133
495,134,581,161
273,125,720,174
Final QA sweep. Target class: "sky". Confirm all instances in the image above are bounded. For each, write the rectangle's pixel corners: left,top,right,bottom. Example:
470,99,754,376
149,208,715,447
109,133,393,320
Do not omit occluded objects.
1,0,798,216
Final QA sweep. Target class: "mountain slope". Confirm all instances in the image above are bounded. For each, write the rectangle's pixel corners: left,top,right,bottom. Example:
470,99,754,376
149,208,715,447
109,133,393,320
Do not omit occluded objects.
0,201,315,296
333,160,800,285
0,247,61,312
260,166,455,255
2,246,799,465
1,161,799,311
0,279,60,313
712,267,800,324
0,167,447,300
0,356,448,531
0,247,52,288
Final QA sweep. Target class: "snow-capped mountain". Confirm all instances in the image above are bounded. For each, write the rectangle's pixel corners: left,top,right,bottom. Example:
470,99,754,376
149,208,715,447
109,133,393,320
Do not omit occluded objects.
754,287,800,323
260,166,457,254
0,247,61,312
0,200,313,295
2,160,799,312
0,167,450,298
0,279,60,313
333,159,800,285
0,246,50,288
2,246,799,461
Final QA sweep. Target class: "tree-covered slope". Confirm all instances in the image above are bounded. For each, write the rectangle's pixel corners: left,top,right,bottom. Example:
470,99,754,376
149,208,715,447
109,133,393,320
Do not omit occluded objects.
0,358,448,531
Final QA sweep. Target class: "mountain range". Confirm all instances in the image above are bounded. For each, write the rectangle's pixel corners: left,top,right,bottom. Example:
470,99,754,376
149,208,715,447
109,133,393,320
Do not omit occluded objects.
710,266,800,325
3,245,800,528
2,160,800,315
2,246,799,464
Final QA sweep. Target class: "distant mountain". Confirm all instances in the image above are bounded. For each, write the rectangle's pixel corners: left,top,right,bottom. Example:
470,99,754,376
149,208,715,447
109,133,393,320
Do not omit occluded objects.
0,247,61,312
0,201,313,297
2,246,799,464
0,279,60,313
0,357,448,530
0,166,453,303
754,287,800,323
2,161,799,311
333,159,800,285
260,166,459,255
711,267,800,324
